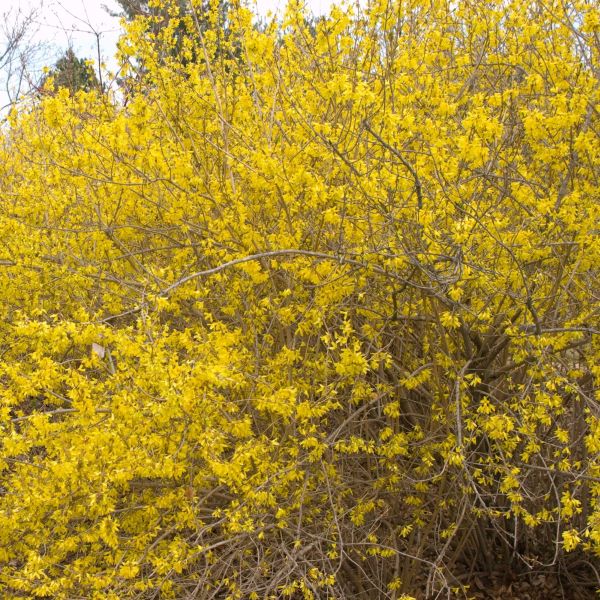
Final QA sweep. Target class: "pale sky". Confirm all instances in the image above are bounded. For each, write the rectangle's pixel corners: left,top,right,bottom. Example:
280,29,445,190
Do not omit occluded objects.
5,0,123,74
0,0,334,110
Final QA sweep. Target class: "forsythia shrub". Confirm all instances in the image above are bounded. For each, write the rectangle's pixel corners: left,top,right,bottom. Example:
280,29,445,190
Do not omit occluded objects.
0,0,598,597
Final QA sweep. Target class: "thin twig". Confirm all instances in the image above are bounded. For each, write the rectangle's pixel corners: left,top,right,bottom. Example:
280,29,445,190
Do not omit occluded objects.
363,120,423,209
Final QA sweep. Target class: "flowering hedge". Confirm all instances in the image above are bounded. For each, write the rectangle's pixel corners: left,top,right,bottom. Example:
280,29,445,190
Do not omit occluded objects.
0,0,598,597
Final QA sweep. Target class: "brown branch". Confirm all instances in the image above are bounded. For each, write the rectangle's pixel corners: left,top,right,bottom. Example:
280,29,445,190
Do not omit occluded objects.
158,249,428,296
362,121,423,209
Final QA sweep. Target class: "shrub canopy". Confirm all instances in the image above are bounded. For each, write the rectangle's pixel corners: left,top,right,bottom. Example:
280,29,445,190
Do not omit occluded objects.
0,0,598,597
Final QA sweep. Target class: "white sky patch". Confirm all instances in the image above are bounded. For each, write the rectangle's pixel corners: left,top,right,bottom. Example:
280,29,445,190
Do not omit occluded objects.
12,0,122,66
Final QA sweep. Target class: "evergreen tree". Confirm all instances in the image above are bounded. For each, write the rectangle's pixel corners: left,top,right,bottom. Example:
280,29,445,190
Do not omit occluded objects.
45,47,100,93
110,0,232,65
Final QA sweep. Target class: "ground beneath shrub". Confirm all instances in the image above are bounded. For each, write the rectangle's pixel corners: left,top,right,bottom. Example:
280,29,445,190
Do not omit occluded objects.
419,569,599,599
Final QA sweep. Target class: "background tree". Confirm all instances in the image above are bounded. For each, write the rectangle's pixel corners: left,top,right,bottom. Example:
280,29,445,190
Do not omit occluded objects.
108,0,151,20
44,47,101,94
110,0,231,63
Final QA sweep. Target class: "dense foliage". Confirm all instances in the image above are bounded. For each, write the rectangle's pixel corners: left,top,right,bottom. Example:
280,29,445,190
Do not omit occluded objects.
0,0,598,597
